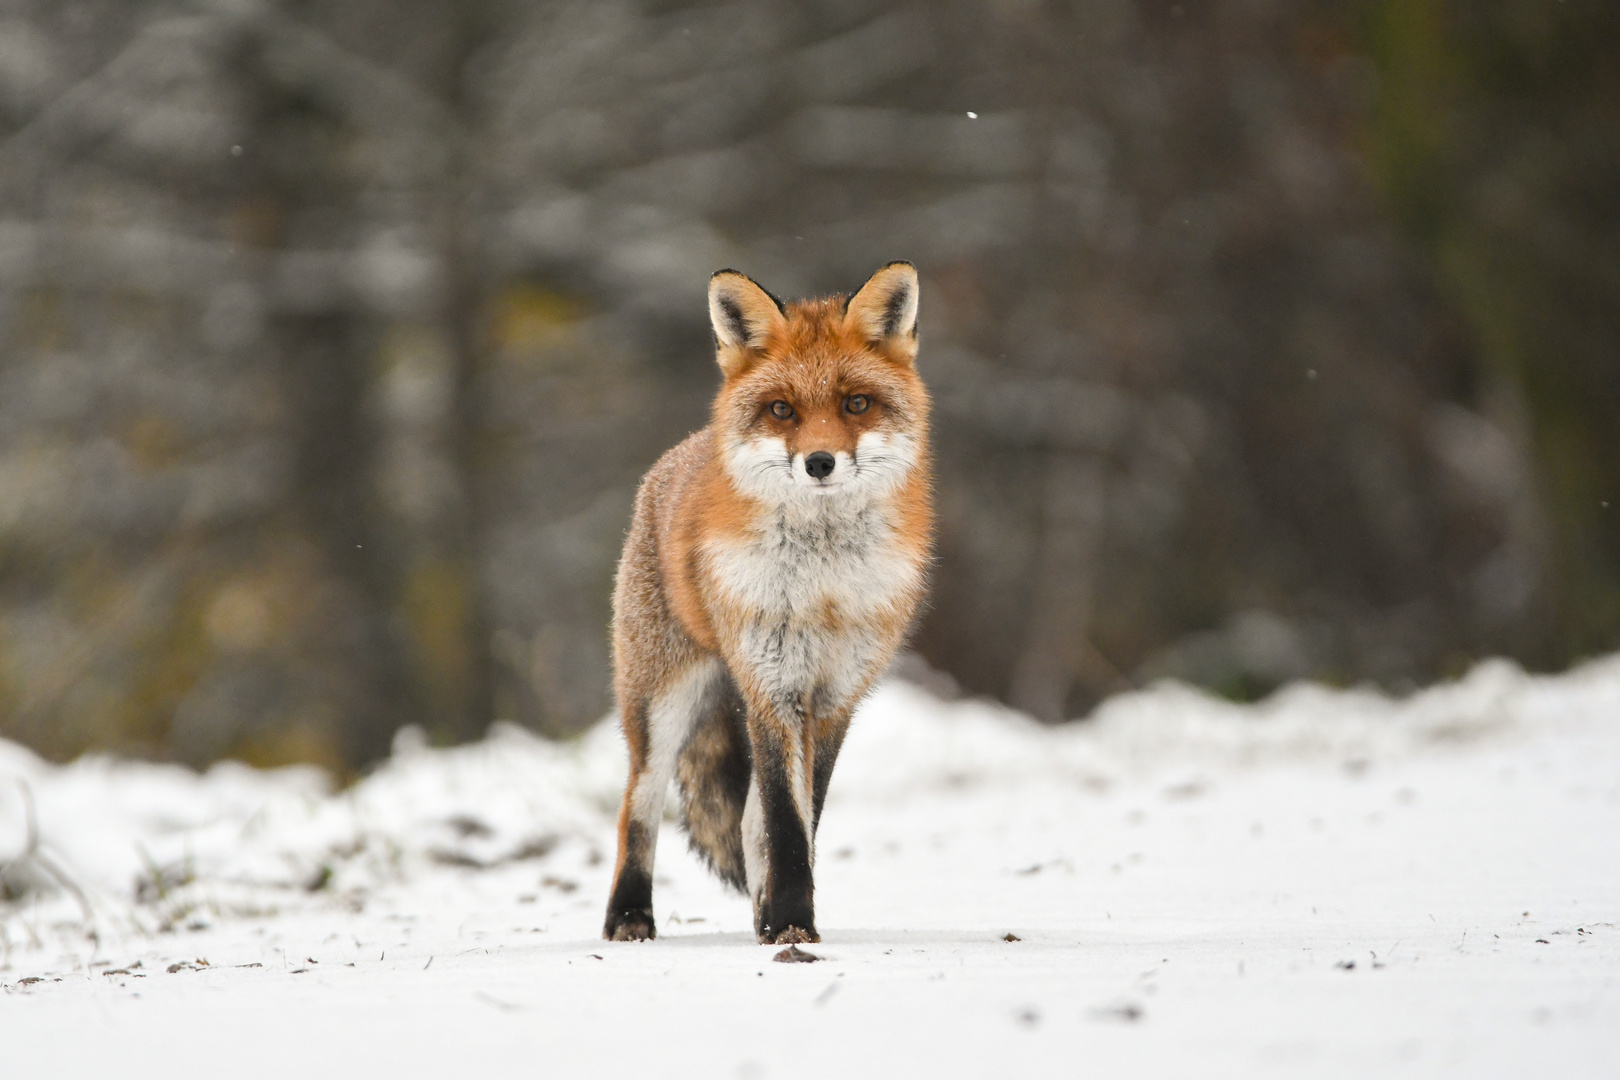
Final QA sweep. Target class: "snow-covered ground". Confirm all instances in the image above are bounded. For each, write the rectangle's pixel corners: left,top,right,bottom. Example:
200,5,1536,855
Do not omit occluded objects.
2,657,1618,1078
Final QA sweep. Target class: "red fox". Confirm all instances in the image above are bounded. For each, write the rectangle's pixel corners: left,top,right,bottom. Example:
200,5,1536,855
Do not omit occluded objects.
603,262,934,945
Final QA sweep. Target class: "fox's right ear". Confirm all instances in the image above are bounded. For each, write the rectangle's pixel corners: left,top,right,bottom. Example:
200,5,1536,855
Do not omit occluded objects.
843,261,919,364
709,270,787,379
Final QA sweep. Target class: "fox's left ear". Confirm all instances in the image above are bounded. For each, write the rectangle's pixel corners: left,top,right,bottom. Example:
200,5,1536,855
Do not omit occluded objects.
709,270,787,379
843,261,919,364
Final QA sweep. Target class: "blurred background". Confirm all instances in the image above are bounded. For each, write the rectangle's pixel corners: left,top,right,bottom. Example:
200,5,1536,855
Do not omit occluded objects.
0,0,1613,771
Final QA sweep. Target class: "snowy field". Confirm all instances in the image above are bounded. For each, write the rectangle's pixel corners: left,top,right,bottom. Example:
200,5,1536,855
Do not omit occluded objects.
2,656,1618,1079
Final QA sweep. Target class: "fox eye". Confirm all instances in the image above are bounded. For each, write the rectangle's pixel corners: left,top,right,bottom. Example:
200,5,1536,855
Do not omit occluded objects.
845,394,870,415
769,400,794,420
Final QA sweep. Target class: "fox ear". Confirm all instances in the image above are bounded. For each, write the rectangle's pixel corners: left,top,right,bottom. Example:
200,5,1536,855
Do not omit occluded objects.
843,261,919,363
709,270,787,378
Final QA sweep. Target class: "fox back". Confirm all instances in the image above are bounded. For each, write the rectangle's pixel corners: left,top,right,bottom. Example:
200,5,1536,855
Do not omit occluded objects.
604,263,933,945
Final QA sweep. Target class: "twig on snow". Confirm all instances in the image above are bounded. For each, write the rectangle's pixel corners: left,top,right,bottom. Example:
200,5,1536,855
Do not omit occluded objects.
1,779,97,930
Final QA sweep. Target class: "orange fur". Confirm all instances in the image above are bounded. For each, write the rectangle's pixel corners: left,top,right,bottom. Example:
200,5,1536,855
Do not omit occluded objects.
604,263,934,944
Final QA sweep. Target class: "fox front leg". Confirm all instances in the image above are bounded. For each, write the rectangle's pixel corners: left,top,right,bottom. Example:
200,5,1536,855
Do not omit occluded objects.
743,714,819,944
810,710,852,838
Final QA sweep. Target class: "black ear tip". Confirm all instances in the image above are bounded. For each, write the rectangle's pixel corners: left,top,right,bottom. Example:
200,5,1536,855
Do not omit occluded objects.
711,268,745,281
880,260,916,272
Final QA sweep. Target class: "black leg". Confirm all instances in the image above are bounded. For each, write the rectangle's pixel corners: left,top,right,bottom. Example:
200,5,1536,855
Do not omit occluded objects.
603,819,657,941
604,693,659,942
751,725,817,944
810,719,850,837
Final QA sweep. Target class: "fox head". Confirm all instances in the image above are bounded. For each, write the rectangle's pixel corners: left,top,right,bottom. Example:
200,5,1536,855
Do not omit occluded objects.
708,262,929,505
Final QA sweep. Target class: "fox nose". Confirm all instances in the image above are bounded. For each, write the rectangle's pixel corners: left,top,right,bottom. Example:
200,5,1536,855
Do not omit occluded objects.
804,451,836,480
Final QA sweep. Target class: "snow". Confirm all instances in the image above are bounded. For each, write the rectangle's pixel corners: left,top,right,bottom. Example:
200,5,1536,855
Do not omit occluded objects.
3,655,1618,1078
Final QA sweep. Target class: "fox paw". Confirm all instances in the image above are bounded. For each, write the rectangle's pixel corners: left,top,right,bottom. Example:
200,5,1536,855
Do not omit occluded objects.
769,925,819,946
604,908,656,942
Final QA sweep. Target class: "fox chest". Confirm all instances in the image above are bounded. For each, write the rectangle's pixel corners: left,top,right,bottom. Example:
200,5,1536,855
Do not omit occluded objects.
704,508,923,709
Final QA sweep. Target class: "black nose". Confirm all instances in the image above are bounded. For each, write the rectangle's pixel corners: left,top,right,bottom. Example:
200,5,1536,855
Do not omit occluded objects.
804,452,836,480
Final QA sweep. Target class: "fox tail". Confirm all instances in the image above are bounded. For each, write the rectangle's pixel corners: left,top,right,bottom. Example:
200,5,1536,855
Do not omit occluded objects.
674,678,751,893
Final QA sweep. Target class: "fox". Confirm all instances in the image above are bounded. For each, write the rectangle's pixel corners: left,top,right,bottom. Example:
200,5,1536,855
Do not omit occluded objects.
603,262,934,946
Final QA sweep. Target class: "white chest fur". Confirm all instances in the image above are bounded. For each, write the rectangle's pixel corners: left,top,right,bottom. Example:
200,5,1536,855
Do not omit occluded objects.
705,498,922,713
